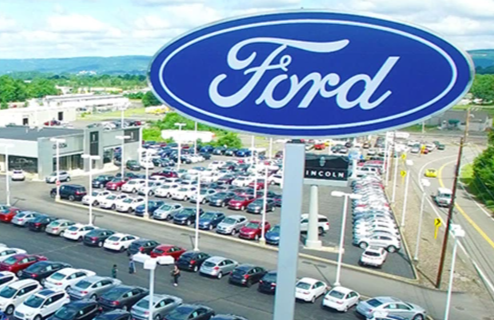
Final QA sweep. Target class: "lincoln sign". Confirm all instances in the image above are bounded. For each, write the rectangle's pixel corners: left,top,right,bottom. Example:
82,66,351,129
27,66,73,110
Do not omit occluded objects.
149,11,474,137
304,154,349,187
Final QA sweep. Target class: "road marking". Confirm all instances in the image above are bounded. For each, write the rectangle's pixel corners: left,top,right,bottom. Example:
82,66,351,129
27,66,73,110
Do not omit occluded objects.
438,161,494,249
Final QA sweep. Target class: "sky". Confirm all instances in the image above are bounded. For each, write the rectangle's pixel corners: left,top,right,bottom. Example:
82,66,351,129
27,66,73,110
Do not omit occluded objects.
0,0,492,59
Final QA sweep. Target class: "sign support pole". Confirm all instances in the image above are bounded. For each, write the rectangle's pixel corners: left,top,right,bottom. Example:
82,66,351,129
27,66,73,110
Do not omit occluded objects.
273,142,305,320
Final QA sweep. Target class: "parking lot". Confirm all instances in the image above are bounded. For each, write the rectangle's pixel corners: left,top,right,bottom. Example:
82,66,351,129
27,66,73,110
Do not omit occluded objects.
6,152,415,280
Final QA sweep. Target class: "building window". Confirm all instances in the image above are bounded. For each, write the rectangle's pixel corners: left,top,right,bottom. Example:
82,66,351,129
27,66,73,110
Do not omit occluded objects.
9,156,38,173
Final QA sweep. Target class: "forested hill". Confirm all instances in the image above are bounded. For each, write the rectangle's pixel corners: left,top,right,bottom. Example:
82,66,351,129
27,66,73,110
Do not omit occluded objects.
0,50,493,75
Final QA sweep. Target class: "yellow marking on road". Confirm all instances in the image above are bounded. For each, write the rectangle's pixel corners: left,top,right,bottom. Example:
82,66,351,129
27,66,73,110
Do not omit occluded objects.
438,162,494,249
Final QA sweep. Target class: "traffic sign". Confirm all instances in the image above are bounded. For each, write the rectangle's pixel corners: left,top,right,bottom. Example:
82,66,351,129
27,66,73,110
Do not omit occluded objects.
56,180,61,186
400,170,406,177
434,218,442,239
401,154,406,160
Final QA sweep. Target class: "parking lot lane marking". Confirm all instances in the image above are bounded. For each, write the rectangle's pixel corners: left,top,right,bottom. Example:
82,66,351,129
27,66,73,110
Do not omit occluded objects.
438,162,494,249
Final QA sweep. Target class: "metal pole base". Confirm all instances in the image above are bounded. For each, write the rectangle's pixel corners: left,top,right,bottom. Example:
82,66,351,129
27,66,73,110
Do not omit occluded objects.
55,195,61,201
305,240,322,249
258,238,266,245
333,281,341,287
193,247,200,252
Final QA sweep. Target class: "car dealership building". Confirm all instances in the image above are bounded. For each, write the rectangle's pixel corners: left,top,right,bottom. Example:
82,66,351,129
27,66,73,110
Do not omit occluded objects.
0,126,141,179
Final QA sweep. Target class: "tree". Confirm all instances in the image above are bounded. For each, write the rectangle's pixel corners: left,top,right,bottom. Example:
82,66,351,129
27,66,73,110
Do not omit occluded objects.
214,132,242,148
470,74,494,103
142,91,161,107
472,131,494,203
0,101,8,109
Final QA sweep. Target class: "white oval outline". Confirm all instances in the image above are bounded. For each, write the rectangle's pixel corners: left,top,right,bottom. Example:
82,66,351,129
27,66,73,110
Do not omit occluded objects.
156,19,460,130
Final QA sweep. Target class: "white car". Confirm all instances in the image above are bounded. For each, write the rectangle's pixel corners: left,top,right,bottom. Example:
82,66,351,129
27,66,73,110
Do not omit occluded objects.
171,186,197,201
14,289,70,320
231,176,254,187
268,174,283,186
103,233,139,252
0,279,42,315
200,172,220,183
139,159,155,169
149,176,167,182
189,154,204,163
359,247,387,268
354,226,400,238
121,179,146,193
154,184,181,198
62,224,98,241
11,170,25,182
190,189,217,204
99,194,129,210
0,248,27,262
82,191,112,206
322,286,360,312
187,167,206,175
116,197,145,213
208,161,225,170
138,182,163,196
300,214,330,234
295,277,328,303
0,272,17,291
354,222,398,234
355,233,401,252
44,268,96,291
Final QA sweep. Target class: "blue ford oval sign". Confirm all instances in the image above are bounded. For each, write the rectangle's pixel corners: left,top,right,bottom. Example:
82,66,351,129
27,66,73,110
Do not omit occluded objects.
149,11,474,137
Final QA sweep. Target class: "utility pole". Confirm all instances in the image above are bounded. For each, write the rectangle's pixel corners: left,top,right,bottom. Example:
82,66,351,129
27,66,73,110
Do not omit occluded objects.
463,107,471,143
436,137,464,289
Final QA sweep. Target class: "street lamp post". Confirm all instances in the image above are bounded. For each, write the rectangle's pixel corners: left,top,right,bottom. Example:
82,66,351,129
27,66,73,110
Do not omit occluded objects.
50,138,66,201
260,168,269,244
414,178,431,261
250,136,255,164
331,191,362,286
175,123,186,171
253,158,258,198
0,144,13,206
139,148,152,218
116,135,130,178
444,224,465,320
391,150,400,203
143,259,157,320
82,154,100,225
194,172,201,251
401,160,414,228
194,122,198,155
268,138,273,160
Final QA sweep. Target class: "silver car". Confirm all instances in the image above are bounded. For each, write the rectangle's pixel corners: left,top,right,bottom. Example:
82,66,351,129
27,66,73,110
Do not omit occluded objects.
356,296,426,320
216,215,248,236
11,211,40,227
131,294,182,320
152,203,183,220
199,256,238,279
45,219,76,236
67,275,122,300
45,171,71,183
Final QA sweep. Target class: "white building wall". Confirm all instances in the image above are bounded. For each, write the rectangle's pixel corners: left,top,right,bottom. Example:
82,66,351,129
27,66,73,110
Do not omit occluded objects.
0,106,77,127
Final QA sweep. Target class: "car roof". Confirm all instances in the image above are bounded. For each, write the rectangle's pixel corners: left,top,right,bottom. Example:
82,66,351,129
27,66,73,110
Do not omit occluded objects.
365,247,385,253
438,187,452,193
8,279,38,288
36,289,58,297
297,277,320,285
206,256,226,263
372,296,401,303
301,214,327,219
65,300,97,309
111,233,133,238
0,271,15,278
330,286,353,294
55,268,79,275
82,275,107,283
228,215,246,220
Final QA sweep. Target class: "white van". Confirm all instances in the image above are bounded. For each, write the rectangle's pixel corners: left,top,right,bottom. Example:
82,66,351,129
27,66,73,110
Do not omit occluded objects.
0,279,42,315
300,214,330,235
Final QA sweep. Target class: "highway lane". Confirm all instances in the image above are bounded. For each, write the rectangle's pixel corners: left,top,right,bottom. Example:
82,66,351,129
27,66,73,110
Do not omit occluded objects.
0,216,357,320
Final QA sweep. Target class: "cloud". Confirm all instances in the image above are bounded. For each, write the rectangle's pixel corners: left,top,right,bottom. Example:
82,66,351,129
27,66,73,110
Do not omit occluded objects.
0,15,17,32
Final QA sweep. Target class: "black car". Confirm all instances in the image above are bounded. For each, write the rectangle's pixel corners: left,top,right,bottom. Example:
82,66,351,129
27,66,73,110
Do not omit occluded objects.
92,175,115,189
98,286,148,311
211,315,248,320
126,160,141,171
153,158,174,167
224,148,238,156
208,192,236,207
50,184,87,201
212,147,226,155
229,265,266,287
272,194,282,207
216,175,235,185
127,239,160,255
93,310,131,320
246,199,276,214
20,261,71,285
27,215,58,232
173,208,204,226
198,212,225,230
83,229,115,247
49,300,100,320
200,152,212,160
176,251,211,272
164,304,215,320
200,145,215,153
258,271,277,294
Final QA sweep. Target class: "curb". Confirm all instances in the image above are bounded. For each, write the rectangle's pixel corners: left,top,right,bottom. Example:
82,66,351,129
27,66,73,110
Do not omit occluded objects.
56,199,424,286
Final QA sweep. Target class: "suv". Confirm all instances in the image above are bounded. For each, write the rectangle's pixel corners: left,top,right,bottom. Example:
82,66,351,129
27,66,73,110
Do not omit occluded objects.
0,279,43,315
300,214,330,235
45,171,71,184
434,187,452,208
50,185,87,201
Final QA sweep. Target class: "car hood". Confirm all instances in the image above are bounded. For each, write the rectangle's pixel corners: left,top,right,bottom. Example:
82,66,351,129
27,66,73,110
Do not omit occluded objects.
266,231,280,239
240,227,257,233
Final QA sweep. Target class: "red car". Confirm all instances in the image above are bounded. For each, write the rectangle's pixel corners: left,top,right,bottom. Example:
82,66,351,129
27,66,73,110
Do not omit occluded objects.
0,254,47,275
239,220,271,240
248,179,267,191
0,206,20,223
150,245,186,261
105,178,129,191
228,195,256,210
314,143,326,150
151,170,178,178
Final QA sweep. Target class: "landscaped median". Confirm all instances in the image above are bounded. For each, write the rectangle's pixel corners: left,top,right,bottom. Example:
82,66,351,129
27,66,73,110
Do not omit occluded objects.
55,198,425,286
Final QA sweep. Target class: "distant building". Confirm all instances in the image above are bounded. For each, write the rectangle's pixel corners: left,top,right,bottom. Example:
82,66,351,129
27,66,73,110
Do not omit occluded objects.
424,110,492,131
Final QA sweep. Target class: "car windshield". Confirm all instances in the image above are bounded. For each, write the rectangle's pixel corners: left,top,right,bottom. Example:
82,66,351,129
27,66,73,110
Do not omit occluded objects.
111,179,122,183
232,196,246,201
54,306,78,320
27,263,47,272
222,218,236,225
245,222,260,229
328,290,345,299
203,261,216,268
367,299,384,307
136,299,153,308
178,188,188,192
269,226,280,233
296,282,311,290
107,235,121,241
16,212,26,218
49,221,61,227
50,272,66,280
166,308,191,320
123,199,133,203
91,192,99,197
24,295,45,308
106,195,117,200
75,280,92,289
67,226,79,231
201,212,215,219
159,205,172,211
365,251,381,257
3,256,18,265
263,273,276,282
0,286,16,298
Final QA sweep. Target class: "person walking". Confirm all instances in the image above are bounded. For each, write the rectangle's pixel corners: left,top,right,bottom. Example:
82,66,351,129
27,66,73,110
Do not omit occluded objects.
111,264,118,279
129,257,137,274
171,264,180,287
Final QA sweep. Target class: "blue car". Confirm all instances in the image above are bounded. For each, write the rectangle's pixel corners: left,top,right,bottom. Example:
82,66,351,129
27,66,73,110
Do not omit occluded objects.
200,145,215,153
134,200,165,217
198,212,226,230
265,225,280,245
235,148,252,157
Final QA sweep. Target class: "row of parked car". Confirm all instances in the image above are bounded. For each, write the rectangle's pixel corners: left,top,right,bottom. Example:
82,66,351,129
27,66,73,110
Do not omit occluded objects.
351,175,402,269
